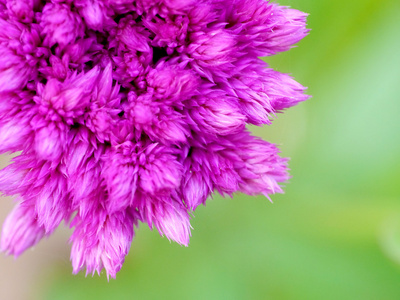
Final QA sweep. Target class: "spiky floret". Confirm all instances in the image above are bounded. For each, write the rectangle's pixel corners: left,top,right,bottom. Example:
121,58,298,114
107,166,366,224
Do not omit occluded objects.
0,0,309,278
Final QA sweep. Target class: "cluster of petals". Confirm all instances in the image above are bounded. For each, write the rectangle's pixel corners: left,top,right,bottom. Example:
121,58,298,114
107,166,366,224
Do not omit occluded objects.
0,0,309,278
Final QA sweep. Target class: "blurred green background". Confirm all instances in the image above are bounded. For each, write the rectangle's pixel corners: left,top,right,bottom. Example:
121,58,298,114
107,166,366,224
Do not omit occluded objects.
2,0,400,299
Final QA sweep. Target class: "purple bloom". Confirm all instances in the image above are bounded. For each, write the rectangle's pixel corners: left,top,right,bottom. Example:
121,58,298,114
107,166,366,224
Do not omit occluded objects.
0,0,309,278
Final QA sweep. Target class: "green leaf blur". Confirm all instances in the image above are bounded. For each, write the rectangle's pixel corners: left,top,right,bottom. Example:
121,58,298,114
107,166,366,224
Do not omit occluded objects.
44,0,400,299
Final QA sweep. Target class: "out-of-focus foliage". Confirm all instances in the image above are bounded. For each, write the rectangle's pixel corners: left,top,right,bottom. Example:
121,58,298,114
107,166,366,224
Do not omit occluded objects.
41,0,400,299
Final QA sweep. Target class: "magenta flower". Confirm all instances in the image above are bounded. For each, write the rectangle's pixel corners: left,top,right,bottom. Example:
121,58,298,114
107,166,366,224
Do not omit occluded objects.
0,0,309,278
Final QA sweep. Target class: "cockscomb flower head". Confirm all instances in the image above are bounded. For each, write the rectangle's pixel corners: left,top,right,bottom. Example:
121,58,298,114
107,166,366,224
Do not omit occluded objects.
0,0,309,278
